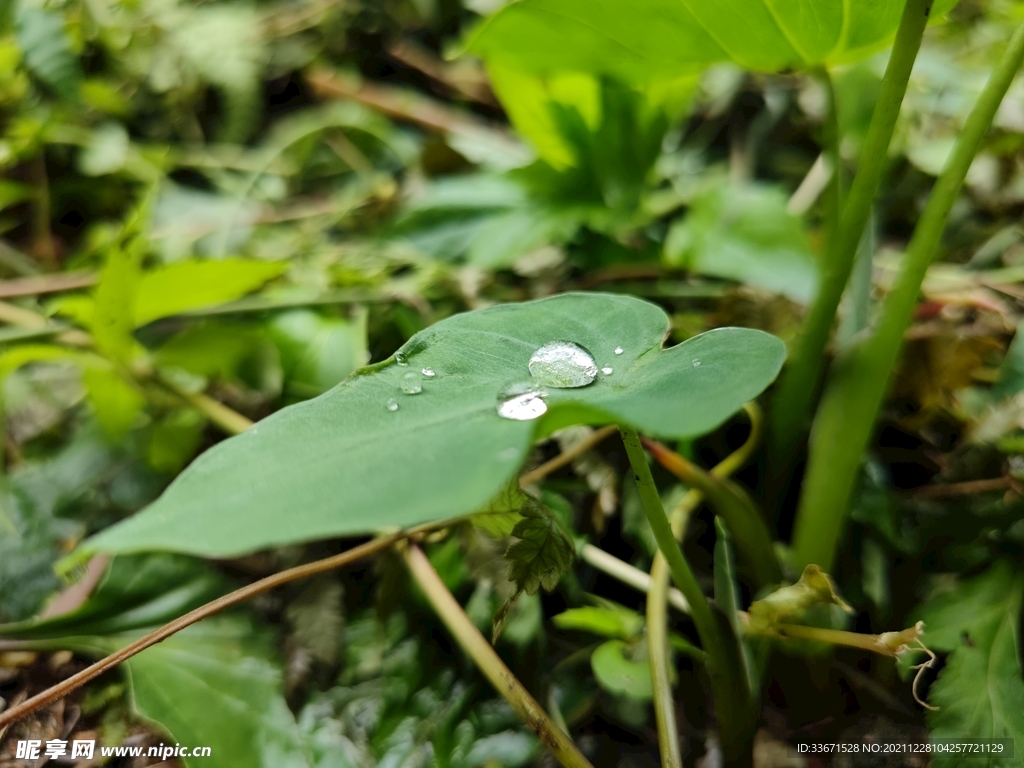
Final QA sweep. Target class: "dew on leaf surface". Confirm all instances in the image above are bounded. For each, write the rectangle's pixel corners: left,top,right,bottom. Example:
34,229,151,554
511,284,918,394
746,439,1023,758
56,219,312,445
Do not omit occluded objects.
395,352,408,366
601,367,613,375
496,382,548,421
528,341,598,388
614,347,623,355
421,368,435,378
386,398,399,412
401,371,423,394
692,359,702,368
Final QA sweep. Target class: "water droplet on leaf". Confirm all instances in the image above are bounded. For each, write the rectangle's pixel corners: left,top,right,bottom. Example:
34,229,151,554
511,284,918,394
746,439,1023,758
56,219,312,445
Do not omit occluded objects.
496,382,548,421
401,371,422,394
421,368,435,378
528,341,598,388
386,398,399,412
692,359,702,368
601,367,613,375
395,353,408,367
614,347,623,355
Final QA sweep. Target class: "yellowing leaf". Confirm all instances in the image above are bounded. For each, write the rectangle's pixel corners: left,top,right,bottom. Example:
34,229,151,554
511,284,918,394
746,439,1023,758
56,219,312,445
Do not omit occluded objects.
748,565,852,632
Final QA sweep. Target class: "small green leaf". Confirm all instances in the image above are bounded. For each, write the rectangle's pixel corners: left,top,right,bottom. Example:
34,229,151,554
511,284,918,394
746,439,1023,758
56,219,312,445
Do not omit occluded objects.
82,367,146,436
664,181,818,303
552,604,643,641
913,562,1024,757
15,5,82,100
590,639,653,700
92,240,143,362
82,293,785,558
134,259,286,327
505,499,576,595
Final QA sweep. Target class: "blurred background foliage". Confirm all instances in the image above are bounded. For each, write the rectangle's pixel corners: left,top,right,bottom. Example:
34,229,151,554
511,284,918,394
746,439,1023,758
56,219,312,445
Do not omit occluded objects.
4,0,1024,765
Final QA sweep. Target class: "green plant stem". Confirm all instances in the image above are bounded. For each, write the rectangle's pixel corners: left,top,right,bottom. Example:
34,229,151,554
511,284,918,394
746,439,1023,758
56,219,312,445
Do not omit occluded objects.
768,0,932,473
619,426,754,766
643,439,780,589
401,544,594,768
647,554,682,768
792,19,1024,572
581,544,689,612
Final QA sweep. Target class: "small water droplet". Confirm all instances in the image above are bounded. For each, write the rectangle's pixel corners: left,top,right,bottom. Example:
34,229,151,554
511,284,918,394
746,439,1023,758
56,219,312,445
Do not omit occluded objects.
395,352,408,367
421,368,435,378
692,359,702,368
614,346,623,355
601,367,613,375
386,398,399,412
497,446,519,462
401,371,422,395
528,341,598,388
496,382,548,421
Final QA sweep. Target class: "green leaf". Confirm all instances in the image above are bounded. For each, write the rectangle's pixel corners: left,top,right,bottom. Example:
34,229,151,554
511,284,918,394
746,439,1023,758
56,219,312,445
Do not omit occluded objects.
78,122,130,177
268,309,367,399
134,259,287,327
105,618,309,768
465,0,960,81
92,239,144,361
590,639,653,700
552,603,644,640
505,498,575,596
82,367,146,436
82,293,785,558
913,562,1024,761
0,554,228,640
0,180,35,211
664,181,818,303
15,4,82,100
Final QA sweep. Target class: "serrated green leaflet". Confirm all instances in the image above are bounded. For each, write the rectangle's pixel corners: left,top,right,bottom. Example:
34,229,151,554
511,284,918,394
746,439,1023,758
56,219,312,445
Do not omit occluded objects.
466,0,959,80
913,562,1024,765
82,293,784,558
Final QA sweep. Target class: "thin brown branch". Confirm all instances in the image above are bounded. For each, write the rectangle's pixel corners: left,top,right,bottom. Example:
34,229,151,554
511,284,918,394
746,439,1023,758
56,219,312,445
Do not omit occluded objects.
518,425,617,487
913,475,1013,498
0,272,97,299
384,38,499,107
0,530,418,730
305,66,513,141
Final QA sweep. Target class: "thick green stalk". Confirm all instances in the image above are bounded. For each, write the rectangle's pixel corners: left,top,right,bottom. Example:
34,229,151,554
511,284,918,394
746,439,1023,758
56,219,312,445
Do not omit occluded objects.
402,544,594,768
620,426,755,766
768,0,932,472
792,20,1024,572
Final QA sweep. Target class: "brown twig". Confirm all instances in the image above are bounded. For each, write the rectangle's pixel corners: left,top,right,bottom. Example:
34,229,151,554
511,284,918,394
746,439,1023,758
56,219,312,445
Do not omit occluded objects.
913,475,1013,498
0,272,97,299
384,38,499,107
306,66,514,142
0,530,418,730
518,425,617,487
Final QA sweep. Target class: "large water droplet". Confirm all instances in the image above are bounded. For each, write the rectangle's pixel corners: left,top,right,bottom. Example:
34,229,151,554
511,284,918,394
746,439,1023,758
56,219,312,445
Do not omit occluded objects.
692,359,702,368
528,341,598,388
601,366,613,375
496,383,548,421
386,398,399,412
614,346,624,355
421,368,435,378
401,371,422,394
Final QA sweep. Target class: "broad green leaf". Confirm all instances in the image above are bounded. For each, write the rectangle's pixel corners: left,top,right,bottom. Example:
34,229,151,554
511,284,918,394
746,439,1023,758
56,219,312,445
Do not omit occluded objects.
466,0,960,80
15,4,82,100
664,181,818,303
134,259,286,327
590,639,652,700
913,562,1024,760
82,367,146,436
92,239,143,361
268,309,367,399
102,618,310,768
82,293,785,558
